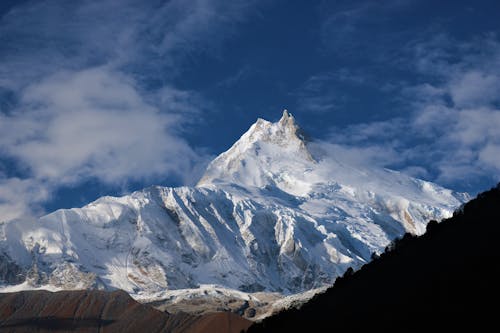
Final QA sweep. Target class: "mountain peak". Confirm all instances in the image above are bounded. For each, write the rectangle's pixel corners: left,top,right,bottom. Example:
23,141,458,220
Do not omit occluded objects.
197,111,313,188
276,109,305,141
279,109,293,124
246,110,307,147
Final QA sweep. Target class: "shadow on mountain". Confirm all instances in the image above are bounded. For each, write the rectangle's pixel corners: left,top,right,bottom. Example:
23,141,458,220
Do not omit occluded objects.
0,317,114,329
248,183,500,332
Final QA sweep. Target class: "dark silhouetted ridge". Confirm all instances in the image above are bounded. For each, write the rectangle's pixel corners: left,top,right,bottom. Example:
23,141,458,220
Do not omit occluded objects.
248,183,500,332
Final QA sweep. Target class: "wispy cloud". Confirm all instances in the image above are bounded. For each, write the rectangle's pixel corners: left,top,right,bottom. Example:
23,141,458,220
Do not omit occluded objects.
295,70,368,114
217,65,258,88
319,0,415,58
0,0,259,87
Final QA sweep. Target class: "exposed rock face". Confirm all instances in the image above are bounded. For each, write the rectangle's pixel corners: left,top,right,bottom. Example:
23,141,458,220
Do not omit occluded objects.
0,253,24,284
0,290,251,333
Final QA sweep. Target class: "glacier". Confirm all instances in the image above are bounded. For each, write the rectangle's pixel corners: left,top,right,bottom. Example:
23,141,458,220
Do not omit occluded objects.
0,110,467,312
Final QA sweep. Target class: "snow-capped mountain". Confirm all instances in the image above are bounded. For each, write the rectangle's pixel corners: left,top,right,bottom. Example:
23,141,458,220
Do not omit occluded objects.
0,111,466,305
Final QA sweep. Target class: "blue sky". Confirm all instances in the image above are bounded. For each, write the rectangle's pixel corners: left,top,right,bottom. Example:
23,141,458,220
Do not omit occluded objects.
0,0,499,221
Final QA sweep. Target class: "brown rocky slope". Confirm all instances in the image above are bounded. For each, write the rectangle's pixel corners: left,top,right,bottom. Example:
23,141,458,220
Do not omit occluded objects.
0,289,251,333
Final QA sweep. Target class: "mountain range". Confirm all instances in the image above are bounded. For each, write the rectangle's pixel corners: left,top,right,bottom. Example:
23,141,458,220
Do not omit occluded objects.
0,111,467,317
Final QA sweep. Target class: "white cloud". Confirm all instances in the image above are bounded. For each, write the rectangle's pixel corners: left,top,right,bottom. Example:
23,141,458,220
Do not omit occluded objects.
1,67,205,185
328,118,408,144
151,0,255,56
0,177,48,222
295,71,366,114
311,141,402,169
449,70,500,108
412,104,455,137
479,144,500,170
449,108,500,146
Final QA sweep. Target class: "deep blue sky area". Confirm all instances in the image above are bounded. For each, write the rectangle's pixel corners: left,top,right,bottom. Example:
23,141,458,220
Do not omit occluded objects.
0,0,499,220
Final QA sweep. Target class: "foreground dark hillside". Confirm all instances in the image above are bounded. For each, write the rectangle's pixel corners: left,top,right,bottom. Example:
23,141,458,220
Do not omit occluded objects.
0,290,251,333
249,184,500,332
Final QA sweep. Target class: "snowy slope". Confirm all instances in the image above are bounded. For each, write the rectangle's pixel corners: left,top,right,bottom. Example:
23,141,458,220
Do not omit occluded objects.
0,110,466,304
